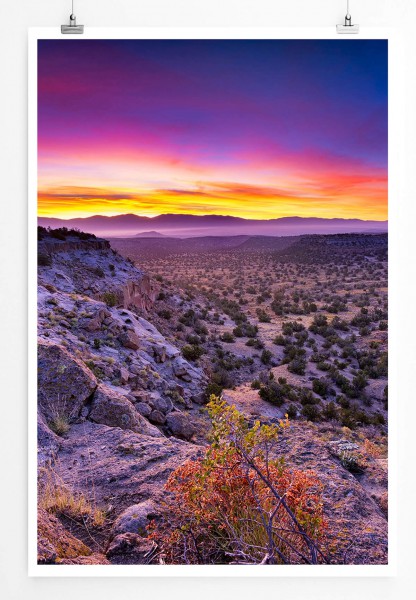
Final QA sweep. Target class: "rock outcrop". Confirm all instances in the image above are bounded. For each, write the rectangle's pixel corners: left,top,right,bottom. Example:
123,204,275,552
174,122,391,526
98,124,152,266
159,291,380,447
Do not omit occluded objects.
89,384,162,437
38,235,156,311
38,339,97,423
37,234,208,565
37,508,92,564
112,500,158,537
36,231,388,566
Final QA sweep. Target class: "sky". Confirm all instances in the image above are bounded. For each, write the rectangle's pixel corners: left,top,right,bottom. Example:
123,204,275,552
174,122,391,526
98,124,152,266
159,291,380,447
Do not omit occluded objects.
37,39,388,221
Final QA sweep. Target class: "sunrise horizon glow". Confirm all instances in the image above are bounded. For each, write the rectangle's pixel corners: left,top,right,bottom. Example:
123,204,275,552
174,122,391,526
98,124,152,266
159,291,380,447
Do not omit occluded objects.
38,39,388,222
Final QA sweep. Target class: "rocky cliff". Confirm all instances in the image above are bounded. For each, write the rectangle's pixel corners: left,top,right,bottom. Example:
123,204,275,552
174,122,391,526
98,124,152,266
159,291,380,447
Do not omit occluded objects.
38,235,156,311
36,232,387,566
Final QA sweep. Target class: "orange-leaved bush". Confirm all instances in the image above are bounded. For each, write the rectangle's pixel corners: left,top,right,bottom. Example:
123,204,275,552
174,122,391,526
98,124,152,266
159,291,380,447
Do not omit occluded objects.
149,396,327,565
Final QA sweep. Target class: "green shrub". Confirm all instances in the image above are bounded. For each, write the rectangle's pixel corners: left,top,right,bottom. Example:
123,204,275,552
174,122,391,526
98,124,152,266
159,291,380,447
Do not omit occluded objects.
287,357,306,375
286,404,297,419
302,404,321,422
158,309,172,320
221,332,235,343
182,344,204,361
102,291,118,307
38,253,52,267
312,378,329,398
261,349,272,365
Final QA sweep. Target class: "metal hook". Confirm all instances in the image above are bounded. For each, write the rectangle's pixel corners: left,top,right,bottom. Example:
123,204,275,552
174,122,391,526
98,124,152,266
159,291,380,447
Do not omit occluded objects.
336,0,359,34
61,0,84,34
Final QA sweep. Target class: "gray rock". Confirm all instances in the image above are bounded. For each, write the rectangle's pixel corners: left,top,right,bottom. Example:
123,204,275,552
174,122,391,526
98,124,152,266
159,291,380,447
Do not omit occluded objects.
153,345,166,363
89,384,162,437
119,366,130,384
38,339,97,422
37,413,60,465
112,500,158,537
172,357,193,382
149,410,166,425
119,330,140,350
148,393,173,414
131,390,151,402
136,402,152,418
166,412,195,441
106,533,156,564
191,392,207,405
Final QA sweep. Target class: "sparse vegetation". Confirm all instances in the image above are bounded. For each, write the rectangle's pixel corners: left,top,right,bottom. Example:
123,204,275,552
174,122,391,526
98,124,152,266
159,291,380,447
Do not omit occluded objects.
39,465,105,526
102,291,118,307
149,397,327,564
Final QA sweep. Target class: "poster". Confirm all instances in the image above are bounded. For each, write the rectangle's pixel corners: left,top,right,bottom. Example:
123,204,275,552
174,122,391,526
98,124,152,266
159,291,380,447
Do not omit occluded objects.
29,30,389,575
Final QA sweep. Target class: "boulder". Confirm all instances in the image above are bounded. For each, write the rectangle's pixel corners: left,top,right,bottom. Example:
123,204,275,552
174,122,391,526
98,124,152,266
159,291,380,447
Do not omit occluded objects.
166,412,195,441
112,500,158,537
135,402,152,418
172,357,193,382
119,330,140,350
153,345,167,363
89,384,162,437
106,533,156,564
149,410,166,425
38,339,97,422
148,393,173,415
119,366,130,384
85,316,102,332
191,392,207,405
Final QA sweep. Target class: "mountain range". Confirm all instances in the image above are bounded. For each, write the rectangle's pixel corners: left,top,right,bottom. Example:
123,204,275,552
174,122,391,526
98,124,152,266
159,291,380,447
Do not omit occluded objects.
38,213,388,238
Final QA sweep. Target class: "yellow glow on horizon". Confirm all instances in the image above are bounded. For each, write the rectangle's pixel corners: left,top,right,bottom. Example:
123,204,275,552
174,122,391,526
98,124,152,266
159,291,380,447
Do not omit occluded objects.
37,188,388,221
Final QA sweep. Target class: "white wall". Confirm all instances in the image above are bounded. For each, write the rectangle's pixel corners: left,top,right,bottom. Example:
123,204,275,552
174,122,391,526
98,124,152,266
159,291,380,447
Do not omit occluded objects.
1,1,416,599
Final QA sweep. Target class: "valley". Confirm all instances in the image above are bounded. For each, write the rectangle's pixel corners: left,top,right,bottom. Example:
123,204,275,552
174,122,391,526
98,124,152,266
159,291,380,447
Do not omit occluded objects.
37,228,388,566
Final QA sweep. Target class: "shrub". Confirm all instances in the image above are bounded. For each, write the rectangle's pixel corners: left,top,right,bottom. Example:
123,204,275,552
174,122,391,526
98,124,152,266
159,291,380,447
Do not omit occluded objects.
312,378,329,398
256,309,271,323
286,404,298,419
339,450,365,474
301,404,321,422
40,394,73,436
233,325,244,337
246,338,264,349
221,332,235,343
282,321,305,336
204,382,223,399
287,357,306,376
102,291,118,307
158,309,172,320
234,323,258,338
149,397,327,565
322,401,339,421
259,383,284,407
298,387,318,406
260,349,272,365
48,415,70,436
38,253,52,267
182,344,204,361
94,266,105,278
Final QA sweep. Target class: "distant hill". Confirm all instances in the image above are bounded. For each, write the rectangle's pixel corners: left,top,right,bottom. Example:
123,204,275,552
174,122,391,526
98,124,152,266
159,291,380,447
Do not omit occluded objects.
134,230,167,238
38,213,388,239
109,234,299,260
109,232,388,263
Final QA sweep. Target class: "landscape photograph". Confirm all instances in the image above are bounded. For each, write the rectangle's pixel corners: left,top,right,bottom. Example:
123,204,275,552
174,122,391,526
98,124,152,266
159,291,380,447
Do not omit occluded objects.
36,38,388,567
